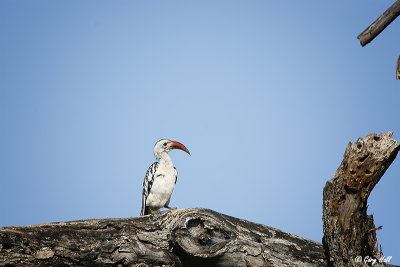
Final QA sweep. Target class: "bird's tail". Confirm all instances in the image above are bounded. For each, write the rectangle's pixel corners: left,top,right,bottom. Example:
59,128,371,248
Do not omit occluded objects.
140,196,146,216
140,194,151,216
140,206,151,216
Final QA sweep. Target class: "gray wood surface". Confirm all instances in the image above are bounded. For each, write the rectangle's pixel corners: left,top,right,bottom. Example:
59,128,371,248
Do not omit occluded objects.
1,208,326,266
323,132,400,267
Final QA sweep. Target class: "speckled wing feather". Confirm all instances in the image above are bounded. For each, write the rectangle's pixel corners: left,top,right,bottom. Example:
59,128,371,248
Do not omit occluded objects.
140,162,159,216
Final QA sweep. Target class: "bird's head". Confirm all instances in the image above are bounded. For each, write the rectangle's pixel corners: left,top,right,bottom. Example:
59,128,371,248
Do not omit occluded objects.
153,139,190,160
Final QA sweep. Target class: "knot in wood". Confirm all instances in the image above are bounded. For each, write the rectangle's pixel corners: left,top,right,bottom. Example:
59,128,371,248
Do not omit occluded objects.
172,211,236,258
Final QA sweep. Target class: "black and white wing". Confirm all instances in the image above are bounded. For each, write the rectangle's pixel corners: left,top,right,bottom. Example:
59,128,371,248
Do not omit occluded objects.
140,162,159,216
174,167,178,184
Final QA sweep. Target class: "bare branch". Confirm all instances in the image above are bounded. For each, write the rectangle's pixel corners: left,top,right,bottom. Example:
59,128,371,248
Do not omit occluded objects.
358,0,400,46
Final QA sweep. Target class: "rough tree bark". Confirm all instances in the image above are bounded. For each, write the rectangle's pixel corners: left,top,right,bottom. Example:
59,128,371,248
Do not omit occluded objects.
322,132,400,267
357,0,400,46
396,55,400,80
0,208,326,266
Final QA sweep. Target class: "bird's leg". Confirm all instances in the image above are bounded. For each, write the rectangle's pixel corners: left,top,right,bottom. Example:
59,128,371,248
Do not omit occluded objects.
164,204,177,210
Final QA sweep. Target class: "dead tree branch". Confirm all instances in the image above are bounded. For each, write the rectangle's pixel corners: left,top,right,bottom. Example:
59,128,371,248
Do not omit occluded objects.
322,132,400,267
357,0,400,46
0,208,326,266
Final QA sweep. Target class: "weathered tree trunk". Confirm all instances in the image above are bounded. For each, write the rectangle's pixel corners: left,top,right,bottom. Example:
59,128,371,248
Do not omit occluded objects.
0,208,326,266
396,55,400,80
357,0,400,46
322,132,400,267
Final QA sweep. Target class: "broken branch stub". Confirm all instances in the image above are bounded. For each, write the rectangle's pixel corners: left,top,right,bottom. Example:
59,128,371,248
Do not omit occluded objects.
357,0,400,46
323,132,400,267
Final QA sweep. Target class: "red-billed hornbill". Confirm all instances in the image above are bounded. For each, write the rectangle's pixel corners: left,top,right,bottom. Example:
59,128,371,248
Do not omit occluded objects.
140,139,190,216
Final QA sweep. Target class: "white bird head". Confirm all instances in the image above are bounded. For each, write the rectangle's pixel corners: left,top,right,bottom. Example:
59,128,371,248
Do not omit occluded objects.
153,139,190,160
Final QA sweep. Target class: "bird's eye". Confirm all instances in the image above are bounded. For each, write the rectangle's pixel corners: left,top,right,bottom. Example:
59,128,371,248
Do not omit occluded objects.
163,142,167,147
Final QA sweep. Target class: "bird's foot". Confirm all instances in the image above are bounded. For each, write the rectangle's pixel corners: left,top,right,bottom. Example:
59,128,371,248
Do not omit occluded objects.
164,205,177,210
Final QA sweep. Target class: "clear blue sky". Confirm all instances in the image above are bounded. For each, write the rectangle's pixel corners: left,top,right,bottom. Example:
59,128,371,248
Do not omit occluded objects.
1,1,399,263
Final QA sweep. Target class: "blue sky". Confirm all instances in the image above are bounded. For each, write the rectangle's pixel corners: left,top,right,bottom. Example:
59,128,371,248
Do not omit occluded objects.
1,1,399,263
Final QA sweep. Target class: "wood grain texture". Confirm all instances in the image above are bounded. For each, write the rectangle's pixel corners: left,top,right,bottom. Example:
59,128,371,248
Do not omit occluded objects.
358,0,400,46
0,208,326,266
322,132,400,267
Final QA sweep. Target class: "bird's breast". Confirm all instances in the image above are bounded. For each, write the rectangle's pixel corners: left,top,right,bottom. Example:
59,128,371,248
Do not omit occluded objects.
145,167,177,209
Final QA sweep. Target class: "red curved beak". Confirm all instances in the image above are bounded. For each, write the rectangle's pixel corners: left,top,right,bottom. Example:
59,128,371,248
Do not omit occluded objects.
169,141,190,155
